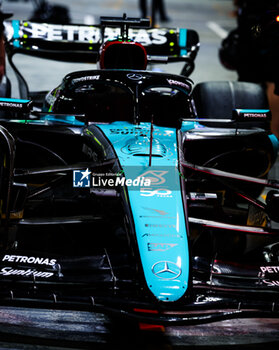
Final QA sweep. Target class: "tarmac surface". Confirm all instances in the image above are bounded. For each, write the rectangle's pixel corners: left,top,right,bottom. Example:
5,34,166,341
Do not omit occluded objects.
0,306,279,349
0,0,278,348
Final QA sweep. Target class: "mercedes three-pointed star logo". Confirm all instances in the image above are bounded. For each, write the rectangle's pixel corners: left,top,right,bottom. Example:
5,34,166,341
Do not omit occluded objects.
152,261,181,280
126,73,143,80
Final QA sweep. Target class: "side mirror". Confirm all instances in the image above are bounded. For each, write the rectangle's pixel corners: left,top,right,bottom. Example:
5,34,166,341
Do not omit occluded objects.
0,97,32,112
266,190,279,222
0,97,33,119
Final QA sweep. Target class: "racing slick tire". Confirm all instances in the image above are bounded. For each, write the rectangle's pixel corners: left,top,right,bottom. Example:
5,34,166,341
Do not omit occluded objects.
190,81,273,199
192,81,268,120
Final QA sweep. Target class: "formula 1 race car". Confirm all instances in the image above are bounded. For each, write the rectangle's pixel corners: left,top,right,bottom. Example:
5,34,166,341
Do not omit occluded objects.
0,13,279,327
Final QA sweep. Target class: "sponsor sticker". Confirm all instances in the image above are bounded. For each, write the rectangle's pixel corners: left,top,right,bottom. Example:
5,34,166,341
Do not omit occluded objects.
259,265,279,287
72,75,100,84
109,128,148,137
140,188,172,197
167,79,190,90
142,233,182,238
147,243,178,252
145,224,176,228
139,170,168,186
260,266,279,274
0,267,53,278
14,22,169,45
263,280,279,287
2,255,57,266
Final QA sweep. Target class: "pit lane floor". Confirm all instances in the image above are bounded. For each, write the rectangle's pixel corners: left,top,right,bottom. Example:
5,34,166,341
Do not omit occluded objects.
0,306,279,349
1,0,279,348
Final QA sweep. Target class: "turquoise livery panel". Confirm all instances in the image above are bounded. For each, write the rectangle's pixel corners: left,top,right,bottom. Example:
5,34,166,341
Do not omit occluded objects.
98,122,189,302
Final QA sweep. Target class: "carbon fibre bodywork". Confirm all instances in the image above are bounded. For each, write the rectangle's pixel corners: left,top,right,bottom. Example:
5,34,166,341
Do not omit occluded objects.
0,16,278,325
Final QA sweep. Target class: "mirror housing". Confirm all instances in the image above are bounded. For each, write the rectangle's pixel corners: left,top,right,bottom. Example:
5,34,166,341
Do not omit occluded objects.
266,190,279,222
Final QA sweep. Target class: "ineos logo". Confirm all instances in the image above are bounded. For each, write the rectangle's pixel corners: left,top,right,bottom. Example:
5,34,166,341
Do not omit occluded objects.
139,170,168,185
152,261,181,280
127,73,143,80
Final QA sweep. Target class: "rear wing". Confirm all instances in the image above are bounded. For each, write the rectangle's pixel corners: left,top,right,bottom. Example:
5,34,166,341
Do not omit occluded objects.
4,20,199,63
3,19,199,99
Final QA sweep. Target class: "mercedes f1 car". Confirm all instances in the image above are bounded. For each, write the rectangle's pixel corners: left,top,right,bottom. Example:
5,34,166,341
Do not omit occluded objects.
0,13,279,327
